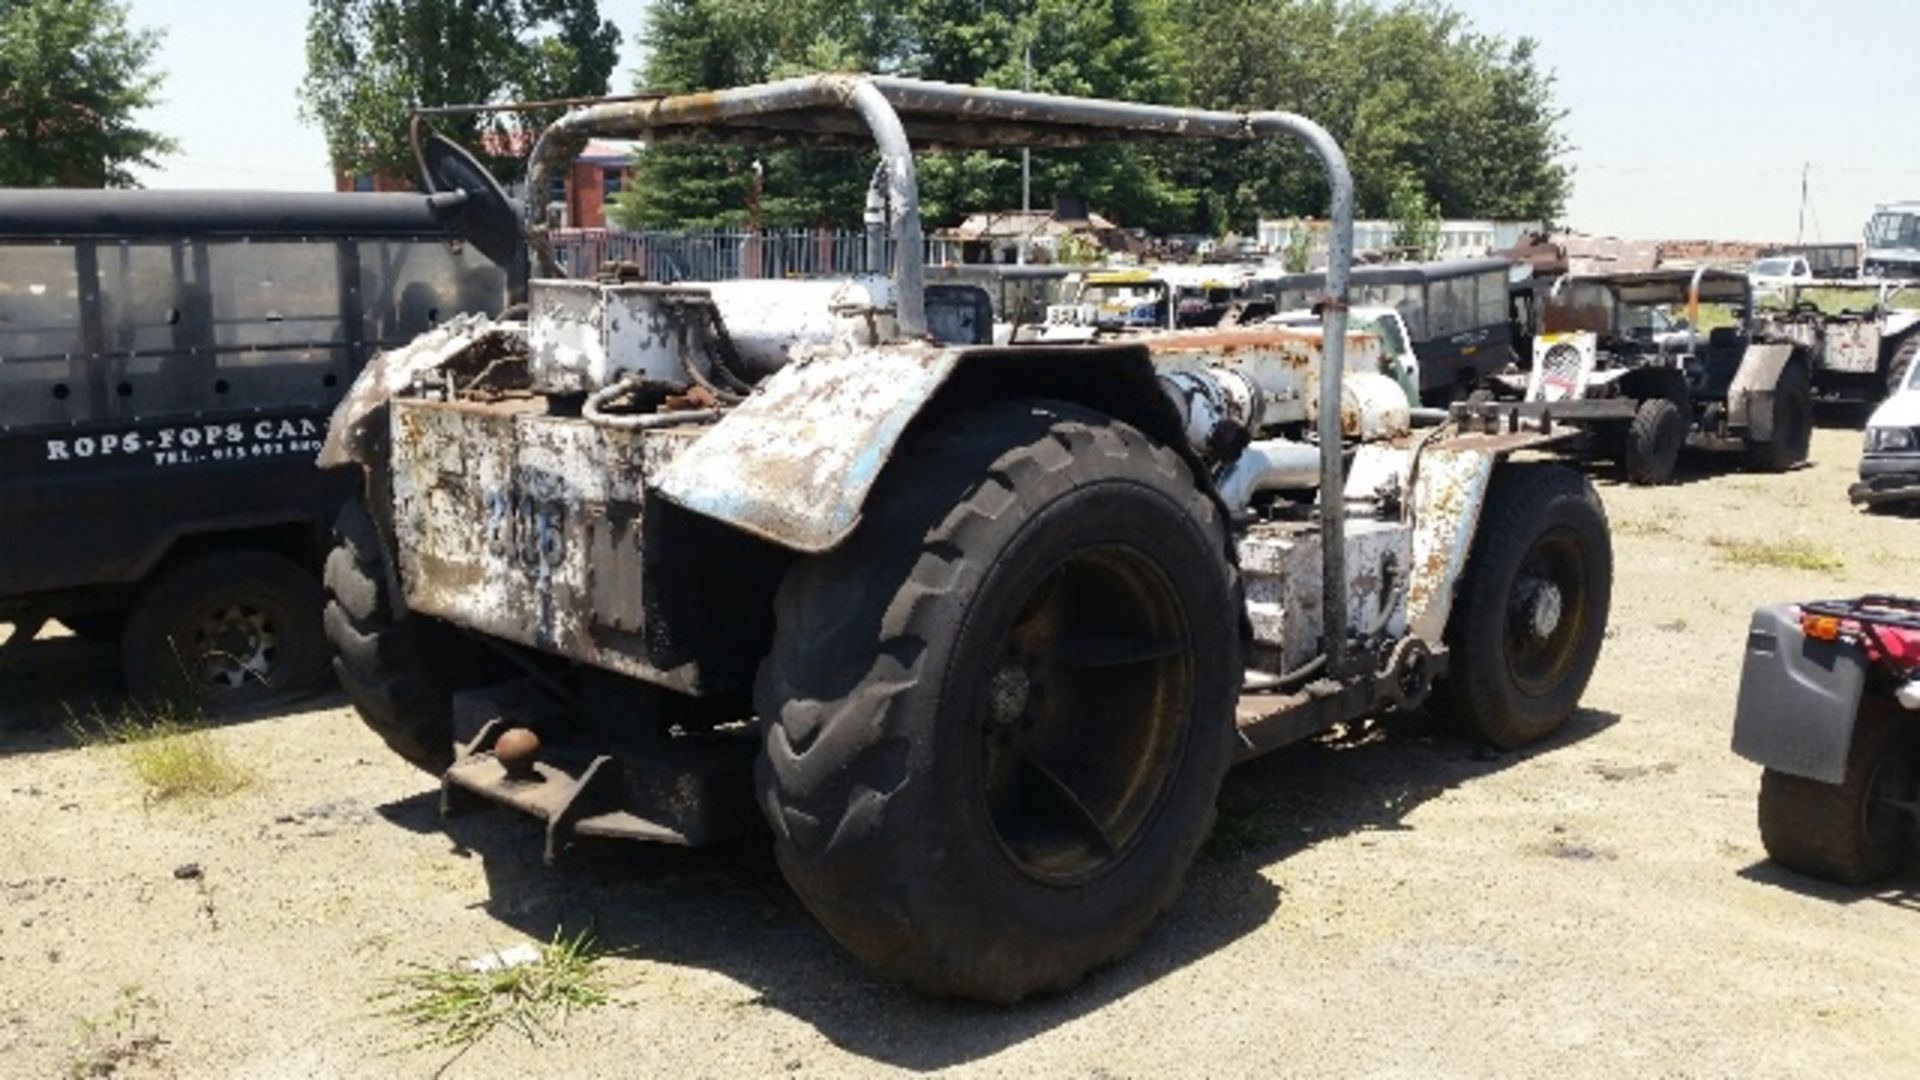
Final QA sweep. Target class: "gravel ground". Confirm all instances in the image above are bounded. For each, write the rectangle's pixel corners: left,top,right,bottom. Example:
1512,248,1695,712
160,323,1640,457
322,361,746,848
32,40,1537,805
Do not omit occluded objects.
2,423,1916,1079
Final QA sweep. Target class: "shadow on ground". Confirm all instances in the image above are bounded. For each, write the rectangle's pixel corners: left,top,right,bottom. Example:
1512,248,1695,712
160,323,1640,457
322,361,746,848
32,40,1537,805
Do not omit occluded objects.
1735,858,1920,912
1813,402,1872,432
393,705,1617,1070
0,629,346,755
1574,444,1820,491
0,633,122,752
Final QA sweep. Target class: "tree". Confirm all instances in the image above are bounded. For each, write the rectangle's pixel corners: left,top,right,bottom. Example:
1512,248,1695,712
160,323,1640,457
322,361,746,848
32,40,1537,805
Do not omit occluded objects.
916,0,1192,231
1281,218,1314,273
1172,0,1571,230
1465,37,1571,221
1386,172,1440,259
610,0,906,228
0,0,176,188
615,0,1572,232
615,0,1193,231
300,0,620,183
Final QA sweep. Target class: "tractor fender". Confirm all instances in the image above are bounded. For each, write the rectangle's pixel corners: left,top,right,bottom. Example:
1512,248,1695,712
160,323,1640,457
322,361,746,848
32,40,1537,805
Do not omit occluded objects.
1616,365,1690,410
1726,343,1800,437
1406,444,1497,645
652,341,1193,554
1731,604,1865,784
317,314,509,470
1403,427,1569,645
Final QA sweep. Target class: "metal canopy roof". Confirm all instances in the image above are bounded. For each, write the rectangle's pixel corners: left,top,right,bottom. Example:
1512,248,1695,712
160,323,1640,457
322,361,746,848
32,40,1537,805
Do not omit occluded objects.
1566,268,1752,305
523,73,1364,666
529,74,1280,152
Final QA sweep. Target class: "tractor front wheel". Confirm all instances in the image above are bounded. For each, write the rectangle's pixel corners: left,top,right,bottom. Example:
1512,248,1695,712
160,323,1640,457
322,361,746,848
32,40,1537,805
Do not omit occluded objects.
1433,464,1613,750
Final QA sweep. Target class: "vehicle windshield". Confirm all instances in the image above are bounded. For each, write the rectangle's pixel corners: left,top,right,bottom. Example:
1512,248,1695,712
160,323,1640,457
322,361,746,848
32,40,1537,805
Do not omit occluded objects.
1867,211,1920,249
1617,304,1673,336
1354,313,1408,357
1750,258,1793,276
1068,279,1169,327
1266,309,1406,357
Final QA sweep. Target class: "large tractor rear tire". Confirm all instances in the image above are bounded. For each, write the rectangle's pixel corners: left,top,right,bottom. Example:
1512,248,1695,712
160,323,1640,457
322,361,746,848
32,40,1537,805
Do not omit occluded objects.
1758,708,1917,885
324,496,484,773
1886,335,1919,399
1433,464,1613,750
1744,361,1813,473
755,400,1240,1003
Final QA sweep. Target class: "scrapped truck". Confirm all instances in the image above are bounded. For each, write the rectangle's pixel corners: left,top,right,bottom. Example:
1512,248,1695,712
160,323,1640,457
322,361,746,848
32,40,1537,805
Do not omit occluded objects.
1734,597,1920,883
1477,269,1813,485
1014,265,1252,341
1760,279,1920,405
0,181,508,705
319,76,1615,1002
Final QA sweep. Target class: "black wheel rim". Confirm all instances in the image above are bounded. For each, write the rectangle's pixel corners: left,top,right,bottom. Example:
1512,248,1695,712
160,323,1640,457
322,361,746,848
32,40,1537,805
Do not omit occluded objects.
179,600,281,693
978,545,1193,885
1503,528,1589,697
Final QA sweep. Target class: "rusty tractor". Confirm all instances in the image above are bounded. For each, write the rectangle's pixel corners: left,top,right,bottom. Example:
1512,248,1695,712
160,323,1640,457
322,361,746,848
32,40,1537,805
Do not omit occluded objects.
319,75,1615,1003
1478,268,1814,486
1760,279,1920,406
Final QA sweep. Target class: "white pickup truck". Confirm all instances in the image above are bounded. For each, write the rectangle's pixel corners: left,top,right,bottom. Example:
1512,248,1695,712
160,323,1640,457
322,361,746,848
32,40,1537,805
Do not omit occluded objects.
1266,305,1422,405
1748,255,1814,299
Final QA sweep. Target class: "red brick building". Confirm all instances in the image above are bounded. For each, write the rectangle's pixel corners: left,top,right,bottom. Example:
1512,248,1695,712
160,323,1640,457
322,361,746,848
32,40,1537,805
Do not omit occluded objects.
334,137,637,228
554,139,637,228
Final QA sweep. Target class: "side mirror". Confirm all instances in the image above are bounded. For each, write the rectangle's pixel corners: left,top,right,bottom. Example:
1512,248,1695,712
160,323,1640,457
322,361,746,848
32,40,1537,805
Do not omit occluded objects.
1671,317,1691,332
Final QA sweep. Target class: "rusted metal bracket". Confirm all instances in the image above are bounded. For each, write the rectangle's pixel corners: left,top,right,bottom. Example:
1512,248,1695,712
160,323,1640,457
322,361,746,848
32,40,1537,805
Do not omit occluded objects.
1234,642,1448,762
439,681,757,858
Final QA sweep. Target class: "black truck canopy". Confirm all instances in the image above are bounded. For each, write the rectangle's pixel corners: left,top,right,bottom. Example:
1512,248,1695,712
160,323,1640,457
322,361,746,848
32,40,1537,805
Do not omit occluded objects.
0,189,476,240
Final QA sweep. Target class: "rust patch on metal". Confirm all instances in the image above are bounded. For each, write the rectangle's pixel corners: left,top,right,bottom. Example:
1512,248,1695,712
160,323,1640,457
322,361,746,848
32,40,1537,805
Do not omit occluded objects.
1142,327,1372,354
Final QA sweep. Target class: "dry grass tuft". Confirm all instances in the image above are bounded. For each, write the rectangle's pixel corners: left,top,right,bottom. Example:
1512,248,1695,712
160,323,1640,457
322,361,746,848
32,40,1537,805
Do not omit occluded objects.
66,699,253,802
65,985,164,1078
1708,535,1844,573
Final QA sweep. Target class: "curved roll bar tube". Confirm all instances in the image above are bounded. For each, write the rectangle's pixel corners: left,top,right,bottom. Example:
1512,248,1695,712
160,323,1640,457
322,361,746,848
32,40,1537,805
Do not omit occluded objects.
520,74,1357,676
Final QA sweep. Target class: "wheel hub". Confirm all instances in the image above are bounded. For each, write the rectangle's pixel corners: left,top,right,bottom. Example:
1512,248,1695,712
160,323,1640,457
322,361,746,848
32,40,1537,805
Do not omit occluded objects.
192,604,277,690
989,664,1032,725
1514,577,1564,641
981,548,1192,884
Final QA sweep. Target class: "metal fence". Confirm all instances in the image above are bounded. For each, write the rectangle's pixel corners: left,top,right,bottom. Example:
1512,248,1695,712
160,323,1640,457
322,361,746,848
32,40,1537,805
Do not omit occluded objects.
549,227,957,281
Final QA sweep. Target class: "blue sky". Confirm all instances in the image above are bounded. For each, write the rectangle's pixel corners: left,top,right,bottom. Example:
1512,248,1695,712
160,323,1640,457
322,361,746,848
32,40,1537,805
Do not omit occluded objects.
124,0,1919,242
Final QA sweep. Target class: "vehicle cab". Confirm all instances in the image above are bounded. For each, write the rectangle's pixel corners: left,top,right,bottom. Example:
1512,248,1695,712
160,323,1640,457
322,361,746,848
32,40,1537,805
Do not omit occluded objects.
1748,255,1813,298
1268,304,1420,405
1852,359,1920,507
1020,268,1173,341
1865,202,1920,280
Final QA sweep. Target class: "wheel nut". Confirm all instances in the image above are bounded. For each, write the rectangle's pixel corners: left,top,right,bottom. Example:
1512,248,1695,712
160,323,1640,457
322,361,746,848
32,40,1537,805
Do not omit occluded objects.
989,665,1031,725
495,727,541,780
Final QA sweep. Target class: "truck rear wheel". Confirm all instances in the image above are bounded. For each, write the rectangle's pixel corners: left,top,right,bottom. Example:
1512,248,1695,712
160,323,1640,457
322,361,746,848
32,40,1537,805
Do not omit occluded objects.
123,550,329,709
1744,362,1813,472
324,496,482,772
1886,336,1919,398
755,401,1240,1003
1623,397,1685,486
1433,464,1612,750
1758,709,1916,884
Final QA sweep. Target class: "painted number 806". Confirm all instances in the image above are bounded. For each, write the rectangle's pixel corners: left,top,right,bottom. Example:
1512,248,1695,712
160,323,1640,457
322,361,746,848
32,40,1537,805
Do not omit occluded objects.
482,488,566,569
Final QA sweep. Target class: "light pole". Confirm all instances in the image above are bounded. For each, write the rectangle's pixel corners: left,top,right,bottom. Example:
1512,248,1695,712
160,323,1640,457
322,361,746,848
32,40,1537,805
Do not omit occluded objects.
1019,42,1032,265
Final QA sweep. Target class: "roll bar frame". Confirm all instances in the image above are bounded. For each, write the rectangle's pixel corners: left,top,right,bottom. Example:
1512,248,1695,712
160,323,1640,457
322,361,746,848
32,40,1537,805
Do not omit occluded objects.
522,73,1362,676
